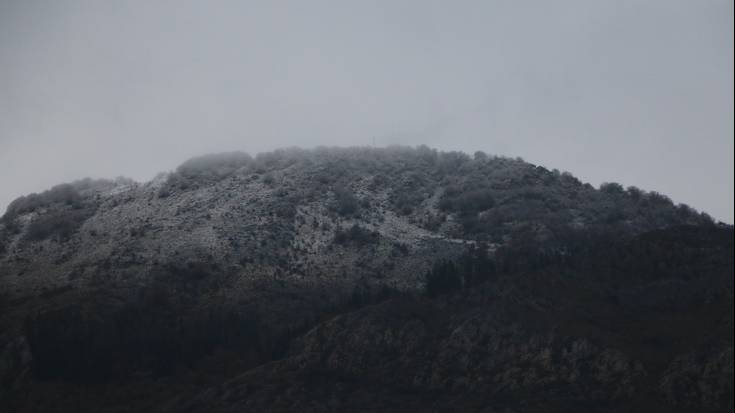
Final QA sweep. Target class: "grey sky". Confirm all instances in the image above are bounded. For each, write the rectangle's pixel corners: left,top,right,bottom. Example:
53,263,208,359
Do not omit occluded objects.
1,0,733,222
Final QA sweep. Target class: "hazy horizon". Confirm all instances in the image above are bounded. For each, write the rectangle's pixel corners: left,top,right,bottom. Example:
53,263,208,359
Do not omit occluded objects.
1,0,733,222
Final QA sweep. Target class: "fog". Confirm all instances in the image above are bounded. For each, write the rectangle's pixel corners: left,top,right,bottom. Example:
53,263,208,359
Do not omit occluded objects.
1,0,732,222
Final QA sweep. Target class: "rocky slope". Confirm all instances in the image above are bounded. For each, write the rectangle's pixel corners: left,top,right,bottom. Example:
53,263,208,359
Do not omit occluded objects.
0,146,730,412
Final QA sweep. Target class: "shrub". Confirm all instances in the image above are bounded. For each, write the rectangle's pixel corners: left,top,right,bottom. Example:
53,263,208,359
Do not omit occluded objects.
645,191,673,206
4,184,83,220
161,152,253,194
439,187,495,215
25,208,95,241
2,217,21,235
262,173,275,186
334,224,379,246
600,182,625,195
626,186,644,200
332,185,359,216
459,189,496,214
177,152,252,178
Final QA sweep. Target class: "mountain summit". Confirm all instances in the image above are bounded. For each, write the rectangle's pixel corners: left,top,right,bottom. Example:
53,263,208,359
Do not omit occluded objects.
0,146,731,412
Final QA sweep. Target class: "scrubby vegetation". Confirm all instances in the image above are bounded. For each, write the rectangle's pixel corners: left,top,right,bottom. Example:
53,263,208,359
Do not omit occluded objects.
1,180,108,242
334,224,379,246
2,178,127,221
177,152,253,176
25,208,96,241
331,185,360,216
152,146,713,247
160,152,253,194
3,184,83,219
0,146,728,413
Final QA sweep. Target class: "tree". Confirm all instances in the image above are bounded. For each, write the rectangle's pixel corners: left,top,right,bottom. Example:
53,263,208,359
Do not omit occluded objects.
600,182,624,195
333,185,359,216
425,261,462,298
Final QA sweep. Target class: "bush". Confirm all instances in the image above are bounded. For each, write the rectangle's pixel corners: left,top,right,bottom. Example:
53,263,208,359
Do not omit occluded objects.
162,152,253,194
262,173,275,186
600,182,625,195
334,224,379,246
25,208,95,241
332,185,359,216
177,152,252,178
626,186,644,200
4,184,83,220
459,189,496,214
2,217,20,235
439,187,495,215
393,191,427,216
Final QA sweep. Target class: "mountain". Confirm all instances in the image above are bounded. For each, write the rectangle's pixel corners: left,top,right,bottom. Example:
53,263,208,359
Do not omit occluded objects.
0,146,731,412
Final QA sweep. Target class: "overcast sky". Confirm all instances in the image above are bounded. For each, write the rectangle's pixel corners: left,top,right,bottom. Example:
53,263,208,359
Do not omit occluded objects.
1,0,733,222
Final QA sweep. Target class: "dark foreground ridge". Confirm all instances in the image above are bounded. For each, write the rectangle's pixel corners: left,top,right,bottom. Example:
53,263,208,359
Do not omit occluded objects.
0,146,731,412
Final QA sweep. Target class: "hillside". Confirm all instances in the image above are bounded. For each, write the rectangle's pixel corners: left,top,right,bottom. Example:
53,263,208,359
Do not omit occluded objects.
170,225,734,413
0,146,730,412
